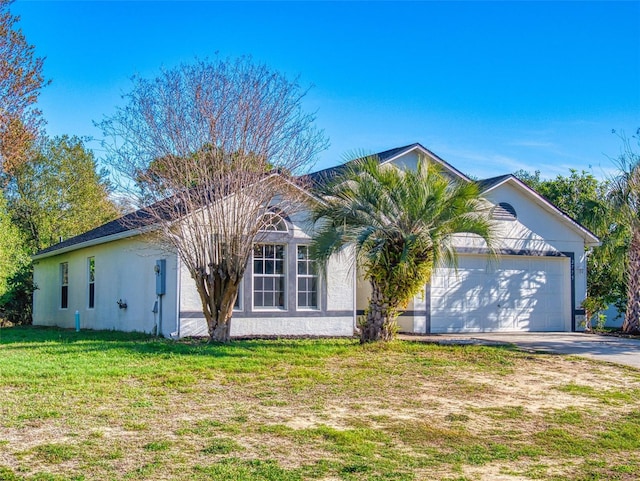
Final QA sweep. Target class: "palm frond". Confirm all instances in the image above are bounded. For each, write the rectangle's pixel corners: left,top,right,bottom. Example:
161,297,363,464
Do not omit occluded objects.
310,153,497,306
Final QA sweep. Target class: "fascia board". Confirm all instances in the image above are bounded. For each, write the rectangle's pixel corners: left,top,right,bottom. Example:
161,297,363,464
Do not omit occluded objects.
32,225,156,261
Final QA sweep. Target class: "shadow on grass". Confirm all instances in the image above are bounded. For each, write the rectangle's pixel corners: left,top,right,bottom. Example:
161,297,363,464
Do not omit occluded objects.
0,325,357,359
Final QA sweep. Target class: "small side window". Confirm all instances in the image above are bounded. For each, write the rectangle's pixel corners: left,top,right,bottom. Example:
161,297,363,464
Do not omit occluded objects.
88,257,95,309
233,282,242,311
297,245,319,310
60,262,69,309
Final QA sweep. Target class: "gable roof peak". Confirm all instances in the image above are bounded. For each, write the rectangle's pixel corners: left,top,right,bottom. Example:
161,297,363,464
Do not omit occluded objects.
306,142,471,186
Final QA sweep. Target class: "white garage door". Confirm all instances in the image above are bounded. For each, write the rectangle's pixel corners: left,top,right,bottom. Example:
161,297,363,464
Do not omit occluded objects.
430,255,571,333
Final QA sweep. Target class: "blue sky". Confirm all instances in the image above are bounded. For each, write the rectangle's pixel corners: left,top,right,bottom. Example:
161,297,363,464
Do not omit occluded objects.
12,0,640,180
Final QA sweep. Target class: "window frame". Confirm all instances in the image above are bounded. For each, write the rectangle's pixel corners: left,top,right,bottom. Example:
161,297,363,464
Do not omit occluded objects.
87,257,95,309
252,243,287,311
60,262,69,309
259,211,289,233
296,245,319,310
233,281,243,311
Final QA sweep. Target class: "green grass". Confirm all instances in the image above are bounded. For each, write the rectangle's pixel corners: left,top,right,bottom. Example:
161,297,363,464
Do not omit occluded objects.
0,326,639,480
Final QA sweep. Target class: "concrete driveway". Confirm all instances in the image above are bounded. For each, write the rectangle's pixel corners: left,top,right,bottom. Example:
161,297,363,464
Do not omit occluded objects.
400,332,640,369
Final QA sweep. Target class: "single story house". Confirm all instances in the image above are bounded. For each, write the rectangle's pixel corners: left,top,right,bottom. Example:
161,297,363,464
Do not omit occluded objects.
32,143,600,336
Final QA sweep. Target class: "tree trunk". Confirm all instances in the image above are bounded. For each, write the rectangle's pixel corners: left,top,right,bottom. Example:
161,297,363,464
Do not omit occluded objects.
360,281,398,343
622,229,640,334
194,269,239,343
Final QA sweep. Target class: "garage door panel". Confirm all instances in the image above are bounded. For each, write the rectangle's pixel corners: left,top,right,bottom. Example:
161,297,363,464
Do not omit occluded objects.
431,255,570,333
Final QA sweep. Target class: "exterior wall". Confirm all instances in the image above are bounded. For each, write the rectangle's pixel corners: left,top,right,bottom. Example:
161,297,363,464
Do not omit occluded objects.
33,237,178,337
389,151,420,171
601,304,624,329
179,209,355,338
356,276,427,333
382,181,590,334
484,182,587,329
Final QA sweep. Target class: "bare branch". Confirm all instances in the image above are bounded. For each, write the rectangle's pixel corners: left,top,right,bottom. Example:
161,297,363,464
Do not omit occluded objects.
100,56,328,341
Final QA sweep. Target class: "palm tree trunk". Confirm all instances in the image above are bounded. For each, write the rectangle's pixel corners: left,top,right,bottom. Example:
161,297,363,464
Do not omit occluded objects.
622,229,640,334
361,281,398,343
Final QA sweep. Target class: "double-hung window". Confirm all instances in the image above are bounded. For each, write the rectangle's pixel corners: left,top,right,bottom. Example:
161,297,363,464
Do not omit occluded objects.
297,245,318,309
253,244,286,309
60,262,69,309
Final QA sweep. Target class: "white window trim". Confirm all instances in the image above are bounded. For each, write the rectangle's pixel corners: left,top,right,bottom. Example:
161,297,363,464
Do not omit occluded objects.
87,257,95,310
258,211,289,233
60,262,69,310
233,281,243,312
296,245,320,311
252,243,288,311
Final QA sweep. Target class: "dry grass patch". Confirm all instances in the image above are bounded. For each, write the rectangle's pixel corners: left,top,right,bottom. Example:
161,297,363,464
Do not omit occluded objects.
0,326,639,480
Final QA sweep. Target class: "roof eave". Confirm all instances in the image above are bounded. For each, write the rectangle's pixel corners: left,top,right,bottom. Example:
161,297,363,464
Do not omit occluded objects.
32,226,152,261
33,172,317,259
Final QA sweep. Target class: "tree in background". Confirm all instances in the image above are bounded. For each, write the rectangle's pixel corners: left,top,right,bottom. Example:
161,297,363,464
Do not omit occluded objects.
311,156,496,343
1,135,119,324
6,135,120,252
514,169,628,329
0,0,49,177
0,0,50,324
100,57,327,342
0,193,27,294
610,130,640,333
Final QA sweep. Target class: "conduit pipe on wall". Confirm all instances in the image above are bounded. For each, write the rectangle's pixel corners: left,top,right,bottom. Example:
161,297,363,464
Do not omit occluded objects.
155,260,166,337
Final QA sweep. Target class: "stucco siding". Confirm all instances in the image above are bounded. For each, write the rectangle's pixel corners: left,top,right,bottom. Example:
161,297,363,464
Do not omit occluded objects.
325,248,354,312
484,183,587,317
179,316,353,337
33,237,178,336
178,208,356,338
395,181,590,334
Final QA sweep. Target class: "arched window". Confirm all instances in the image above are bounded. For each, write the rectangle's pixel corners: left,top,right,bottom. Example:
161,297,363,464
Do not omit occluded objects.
259,211,288,232
492,202,517,221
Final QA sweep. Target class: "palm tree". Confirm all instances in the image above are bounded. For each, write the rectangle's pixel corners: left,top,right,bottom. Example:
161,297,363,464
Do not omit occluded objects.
311,155,496,343
610,131,640,334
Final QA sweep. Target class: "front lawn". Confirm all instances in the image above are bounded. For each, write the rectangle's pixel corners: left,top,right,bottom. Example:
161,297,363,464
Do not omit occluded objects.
1,326,639,480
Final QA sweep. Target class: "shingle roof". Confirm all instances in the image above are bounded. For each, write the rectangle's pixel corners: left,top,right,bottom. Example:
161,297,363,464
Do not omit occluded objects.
35,208,158,257
305,143,423,186
35,144,599,258
475,174,513,192
306,142,476,188
33,171,285,258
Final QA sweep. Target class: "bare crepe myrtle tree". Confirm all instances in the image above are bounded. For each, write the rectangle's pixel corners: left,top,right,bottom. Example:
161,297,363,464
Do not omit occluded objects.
100,57,328,341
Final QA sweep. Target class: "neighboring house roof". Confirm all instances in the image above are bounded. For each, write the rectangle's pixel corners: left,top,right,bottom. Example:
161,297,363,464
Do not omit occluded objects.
34,143,600,259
